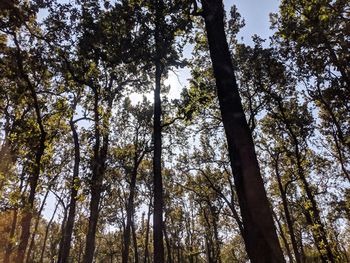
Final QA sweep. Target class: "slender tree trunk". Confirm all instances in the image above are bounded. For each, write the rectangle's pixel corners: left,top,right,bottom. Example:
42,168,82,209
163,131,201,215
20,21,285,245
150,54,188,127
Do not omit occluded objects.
274,159,302,263
83,167,104,263
0,135,14,193
176,244,180,263
4,172,25,263
272,210,294,263
153,60,164,263
296,142,334,262
132,216,139,263
302,194,334,263
202,207,214,263
16,131,46,263
78,236,83,263
26,189,50,263
152,0,166,261
204,235,213,263
39,202,59,263
83,89,102,263
330,223,350,263
123,153,141,263
122,190,134,263
163,224,172,263
212,213,221,263
57,206,68,263
4,208,18,263
299,230,306,263
200,1,284,262
144,197,152,263
57,120,81,263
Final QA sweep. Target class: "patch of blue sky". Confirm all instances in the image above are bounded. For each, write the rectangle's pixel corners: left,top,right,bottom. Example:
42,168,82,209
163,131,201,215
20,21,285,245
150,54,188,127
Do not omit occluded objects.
228,0,279,45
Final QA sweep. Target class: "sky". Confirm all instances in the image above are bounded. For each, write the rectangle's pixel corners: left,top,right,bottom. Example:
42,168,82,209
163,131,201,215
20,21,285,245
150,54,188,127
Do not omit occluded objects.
229,0,280,44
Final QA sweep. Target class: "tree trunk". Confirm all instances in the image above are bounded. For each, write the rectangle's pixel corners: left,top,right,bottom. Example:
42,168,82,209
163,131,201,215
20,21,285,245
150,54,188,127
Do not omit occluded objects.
4,208,18,263
209,205,221,263
176,243,180,263
272,210,294,263
123,153,141,263
39,201,59,263
274,158,302,263
153,0,166,261
26,189,50,263
298,150,335,262
144,197,152,263
83,151,104,263
82,89,103,263
83,87,113,263
57,205,68,263
204,234,213,263
275,98,336,263
299,230,306,263
132,216,139,263
82,159,104,263
163,224,172,263
16,131,46,263
153,60,164,263
57,120,81,263
200,1,285,262
4,172,25,263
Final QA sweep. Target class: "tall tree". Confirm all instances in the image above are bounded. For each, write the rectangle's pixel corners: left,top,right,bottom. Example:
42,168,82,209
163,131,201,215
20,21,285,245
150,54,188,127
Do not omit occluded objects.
271,0,350,183
152,0,166,260
198,1,285,262
144,1,191,261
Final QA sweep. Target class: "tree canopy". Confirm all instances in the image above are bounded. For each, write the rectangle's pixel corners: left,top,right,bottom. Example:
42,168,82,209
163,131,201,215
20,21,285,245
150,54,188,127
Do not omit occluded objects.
0,0,349,263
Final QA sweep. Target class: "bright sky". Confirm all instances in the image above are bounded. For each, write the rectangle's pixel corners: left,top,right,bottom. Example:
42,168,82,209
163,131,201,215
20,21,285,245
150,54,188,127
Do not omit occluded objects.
229,0,280,44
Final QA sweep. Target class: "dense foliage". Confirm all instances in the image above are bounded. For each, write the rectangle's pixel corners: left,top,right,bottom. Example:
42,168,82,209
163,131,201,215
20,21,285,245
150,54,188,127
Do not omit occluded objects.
0,0,349,262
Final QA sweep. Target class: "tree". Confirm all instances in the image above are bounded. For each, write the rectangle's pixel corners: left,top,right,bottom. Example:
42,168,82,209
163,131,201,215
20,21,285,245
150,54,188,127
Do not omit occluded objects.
0,0,349,262
0,5,65,261
271,0,350,184
198,1,285,262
